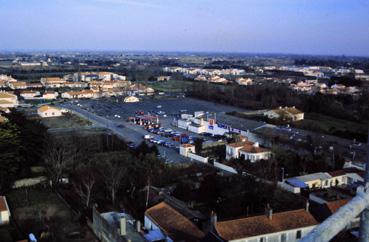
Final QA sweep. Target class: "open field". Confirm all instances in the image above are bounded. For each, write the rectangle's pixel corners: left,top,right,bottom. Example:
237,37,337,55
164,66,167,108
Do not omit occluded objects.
294,113,368,142
144,79,193,92
41,113,92,129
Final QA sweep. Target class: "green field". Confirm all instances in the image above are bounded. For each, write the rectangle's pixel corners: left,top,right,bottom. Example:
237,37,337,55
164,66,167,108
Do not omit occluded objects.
144,79,194,92
294,113,368,142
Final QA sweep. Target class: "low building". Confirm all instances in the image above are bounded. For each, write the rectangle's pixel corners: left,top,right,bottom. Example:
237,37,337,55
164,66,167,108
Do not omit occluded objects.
157,76,171,81
40,77,66,88
0,196,10,225
64,82,88,89
226,140,271,162
42,91,59,100
235,77,253,86
279,168,365,194
264,106,304,121
92,207,145,242
208,208,317,242
20,90,41,99
144,202,205,242
37,105,63,118
0,92,18,108
61,90,96,99
124,96,139,103
8,81,28,90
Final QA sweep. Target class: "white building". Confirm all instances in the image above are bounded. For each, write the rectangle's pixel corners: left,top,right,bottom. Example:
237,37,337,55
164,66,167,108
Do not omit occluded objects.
0,92,18,108
226,140,271,162
61,90,96,99
235,77,253,86
20,90,41,99
264,107,304,121
37,105,63,118
41,77,66,88
0,196,10,225
124,96,139,103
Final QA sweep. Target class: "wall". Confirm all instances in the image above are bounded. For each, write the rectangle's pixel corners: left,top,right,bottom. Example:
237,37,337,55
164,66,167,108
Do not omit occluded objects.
0,210,10,225
214,161,238,174
188,153,208,163
230,226,316,242
91,207,125,242
277,182,301,194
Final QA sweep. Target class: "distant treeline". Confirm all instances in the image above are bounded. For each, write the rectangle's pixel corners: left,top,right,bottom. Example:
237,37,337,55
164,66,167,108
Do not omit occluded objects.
186,82,369,122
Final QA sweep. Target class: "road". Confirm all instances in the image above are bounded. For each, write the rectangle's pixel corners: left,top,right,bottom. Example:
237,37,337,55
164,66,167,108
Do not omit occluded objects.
59,103,190,163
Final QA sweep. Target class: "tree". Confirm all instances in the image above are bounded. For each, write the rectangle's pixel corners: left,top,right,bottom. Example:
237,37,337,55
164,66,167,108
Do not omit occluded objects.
73,162,96,208
194,138,204,154
0,123,22,193
94,152,129,205
44,136,78,187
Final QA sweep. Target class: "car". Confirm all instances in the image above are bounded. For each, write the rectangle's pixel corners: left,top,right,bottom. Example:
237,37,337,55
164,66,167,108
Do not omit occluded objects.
116,124,125,128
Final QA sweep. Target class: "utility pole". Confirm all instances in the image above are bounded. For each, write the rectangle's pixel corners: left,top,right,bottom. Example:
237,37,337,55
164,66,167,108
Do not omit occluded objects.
359,127,369,242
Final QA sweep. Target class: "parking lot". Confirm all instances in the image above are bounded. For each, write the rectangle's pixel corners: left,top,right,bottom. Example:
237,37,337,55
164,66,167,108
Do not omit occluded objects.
61,97,267,163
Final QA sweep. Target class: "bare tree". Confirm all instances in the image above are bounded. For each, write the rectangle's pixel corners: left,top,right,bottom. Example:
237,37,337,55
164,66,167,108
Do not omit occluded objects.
44,136,78,187
94,152,128,205
73,166,96,207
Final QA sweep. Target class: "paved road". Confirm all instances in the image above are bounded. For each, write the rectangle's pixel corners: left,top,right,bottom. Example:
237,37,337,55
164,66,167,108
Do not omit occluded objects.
59,103,190,163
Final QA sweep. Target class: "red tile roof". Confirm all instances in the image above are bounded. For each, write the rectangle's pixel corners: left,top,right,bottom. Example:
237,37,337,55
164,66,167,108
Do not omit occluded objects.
145,202,204,242
215,209,318,241
326,199,350,214
0,196,9,212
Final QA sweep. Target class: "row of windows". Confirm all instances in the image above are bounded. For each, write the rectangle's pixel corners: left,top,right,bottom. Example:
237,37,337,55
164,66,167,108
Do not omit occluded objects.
257,230,302,242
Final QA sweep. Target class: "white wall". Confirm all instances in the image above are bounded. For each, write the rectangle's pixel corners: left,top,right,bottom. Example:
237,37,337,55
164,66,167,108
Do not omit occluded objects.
230,226,316,242
214,161,238,174
188,153,208,163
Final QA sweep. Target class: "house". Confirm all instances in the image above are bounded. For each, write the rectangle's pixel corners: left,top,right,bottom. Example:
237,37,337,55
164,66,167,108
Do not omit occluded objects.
0,196,10,225
124,96,139,103
64,82,88,89
40,77,66,88
157,76,171,81
280,168,365,194
264,107,304,121
41,91,59,100
235,77,253,86
20,90,41,99
144,202,205,242
0,92,18,108
8,81,28,90
37,105,63,118
61,90,96,99
208,208,317,242
225,140,271,162
179,144,196,157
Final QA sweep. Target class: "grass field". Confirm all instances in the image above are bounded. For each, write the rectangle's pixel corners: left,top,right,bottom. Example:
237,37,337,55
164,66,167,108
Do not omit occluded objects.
144,79,193,92
294,113,368,142
41,113,92,129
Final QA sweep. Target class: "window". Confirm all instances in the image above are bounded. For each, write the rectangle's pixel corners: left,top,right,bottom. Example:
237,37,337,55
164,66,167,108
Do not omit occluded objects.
260,237,267,242
296,230,302,239
281,233,287,242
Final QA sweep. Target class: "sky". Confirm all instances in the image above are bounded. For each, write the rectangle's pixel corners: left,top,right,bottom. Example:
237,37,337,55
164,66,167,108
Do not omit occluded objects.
0,0,369,56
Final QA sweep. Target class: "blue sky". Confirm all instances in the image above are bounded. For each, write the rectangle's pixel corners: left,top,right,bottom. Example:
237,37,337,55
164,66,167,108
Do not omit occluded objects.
0,0,369,56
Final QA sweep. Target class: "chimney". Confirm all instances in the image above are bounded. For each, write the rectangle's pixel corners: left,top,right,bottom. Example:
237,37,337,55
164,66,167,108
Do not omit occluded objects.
267,208,273,220
305,200,310,212
120,217,127,236
136,220,141,232
210,211,217,227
